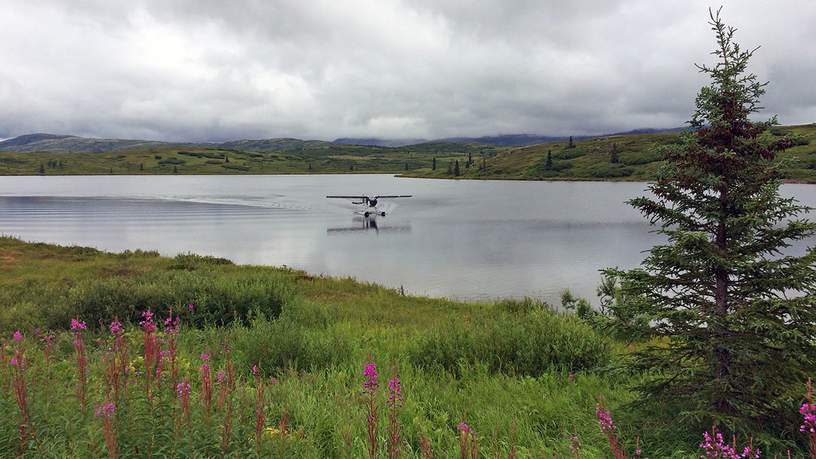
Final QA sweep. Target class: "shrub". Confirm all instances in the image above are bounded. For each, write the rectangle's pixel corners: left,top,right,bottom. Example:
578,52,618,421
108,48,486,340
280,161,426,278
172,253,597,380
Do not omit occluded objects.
62,270,295,329
408,309,611,375
233,315,352,372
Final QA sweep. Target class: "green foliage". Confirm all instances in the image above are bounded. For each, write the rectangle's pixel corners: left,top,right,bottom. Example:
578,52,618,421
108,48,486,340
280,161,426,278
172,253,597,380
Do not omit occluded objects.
605,9,816,437
408,308,611,375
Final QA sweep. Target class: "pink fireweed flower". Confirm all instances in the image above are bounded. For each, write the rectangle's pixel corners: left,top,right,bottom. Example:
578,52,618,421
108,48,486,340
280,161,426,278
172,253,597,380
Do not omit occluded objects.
801,402,816,433
139,310,157,333
95,402,116,418
200,353,210,362
457,422,472,434
176,381,191,399
363,362,379,393
70,318,87,331
595,405,615,434
387,376,403,406
251,364,259,377
10,356,19,366
164,314,180,334
216,370,226,384
698,429,760,458
187,303,195,312
12,330,23,342
109,320,123,335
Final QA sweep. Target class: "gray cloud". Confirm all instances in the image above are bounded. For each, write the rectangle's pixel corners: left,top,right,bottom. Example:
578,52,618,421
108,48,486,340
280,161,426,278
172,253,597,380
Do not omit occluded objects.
0,0,814,141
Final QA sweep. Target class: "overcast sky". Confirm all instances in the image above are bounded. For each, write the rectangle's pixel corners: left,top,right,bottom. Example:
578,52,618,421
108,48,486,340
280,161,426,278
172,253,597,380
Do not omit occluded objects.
0,0,814,141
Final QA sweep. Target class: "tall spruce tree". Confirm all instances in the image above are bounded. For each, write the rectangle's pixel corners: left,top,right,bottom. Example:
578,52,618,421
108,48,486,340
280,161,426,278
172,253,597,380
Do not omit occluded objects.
545,151,553,170
610,143,620,164
604,8,816,432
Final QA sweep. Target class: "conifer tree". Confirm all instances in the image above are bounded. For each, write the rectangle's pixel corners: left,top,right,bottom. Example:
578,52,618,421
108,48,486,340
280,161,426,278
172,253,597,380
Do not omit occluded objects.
610,143,620,164
432,157,436,170
447,161,453,175
38,163,45,174
568,136,575,148
544,151,553,170
139,162,144,171
453,160,460,176
604,8,816,432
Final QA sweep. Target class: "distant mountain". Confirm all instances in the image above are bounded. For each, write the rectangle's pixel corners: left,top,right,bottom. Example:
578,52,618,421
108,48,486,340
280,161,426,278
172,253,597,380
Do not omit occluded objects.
333,138,427,148
220,138,330,152
0,127,689,153
0,133,172,153
436,134,570,147
608,127,687,136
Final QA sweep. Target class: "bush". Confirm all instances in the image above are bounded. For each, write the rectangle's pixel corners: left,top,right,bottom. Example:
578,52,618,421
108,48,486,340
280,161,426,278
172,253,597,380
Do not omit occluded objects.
158,158,185,165
170,253,233,270
60,270,295,329
408,309,611,375
233,315,352,372
223,164,250,172
588,164,633,178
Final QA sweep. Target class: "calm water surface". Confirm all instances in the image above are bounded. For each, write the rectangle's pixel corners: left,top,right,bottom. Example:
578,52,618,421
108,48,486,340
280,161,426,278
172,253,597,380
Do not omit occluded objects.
2,175,815,303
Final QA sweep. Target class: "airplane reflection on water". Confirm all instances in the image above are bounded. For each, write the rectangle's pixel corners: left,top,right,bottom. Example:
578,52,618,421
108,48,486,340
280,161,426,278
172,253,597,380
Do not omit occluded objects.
326,216,412,234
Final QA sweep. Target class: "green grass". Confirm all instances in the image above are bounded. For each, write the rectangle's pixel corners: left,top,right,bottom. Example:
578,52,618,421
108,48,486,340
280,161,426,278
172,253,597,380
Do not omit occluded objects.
0,237,807,457
403,124,816,182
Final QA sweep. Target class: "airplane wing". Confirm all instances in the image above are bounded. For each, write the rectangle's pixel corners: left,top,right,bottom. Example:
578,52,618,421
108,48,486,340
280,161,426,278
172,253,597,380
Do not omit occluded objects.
374,195,412,199
326,196,368,199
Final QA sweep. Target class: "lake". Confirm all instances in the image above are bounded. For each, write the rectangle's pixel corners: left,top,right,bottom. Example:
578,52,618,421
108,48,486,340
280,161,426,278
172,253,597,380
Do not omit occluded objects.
2,175,815,304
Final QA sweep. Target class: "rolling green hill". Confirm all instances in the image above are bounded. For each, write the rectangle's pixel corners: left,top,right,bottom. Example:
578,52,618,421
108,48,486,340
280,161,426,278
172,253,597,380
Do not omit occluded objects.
1,124,814,181
0,139,500,176
404,123,816,182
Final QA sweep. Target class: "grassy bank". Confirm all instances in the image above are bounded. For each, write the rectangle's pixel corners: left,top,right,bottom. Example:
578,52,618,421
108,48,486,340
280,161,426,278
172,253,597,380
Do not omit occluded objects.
0,237,807,457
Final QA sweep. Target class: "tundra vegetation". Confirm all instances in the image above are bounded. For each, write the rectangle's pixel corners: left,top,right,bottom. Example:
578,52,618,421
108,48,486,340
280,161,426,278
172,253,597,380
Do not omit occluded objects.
2,8,816,459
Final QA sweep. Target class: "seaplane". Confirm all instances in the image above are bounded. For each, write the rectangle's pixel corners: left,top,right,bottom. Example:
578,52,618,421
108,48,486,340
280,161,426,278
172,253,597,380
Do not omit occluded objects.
326,195,412,217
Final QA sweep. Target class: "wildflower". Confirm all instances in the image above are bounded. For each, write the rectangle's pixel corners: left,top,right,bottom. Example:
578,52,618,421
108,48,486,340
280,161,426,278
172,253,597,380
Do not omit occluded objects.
596,405,615,434
216,370,226,384
698,429,758,458
164,314,180,334
187,303,195,312
801,402,816,433
386,375,403,459
362,359,380,458
264,426,282,438
12,330,23,342
363,362,379,393
176,381,191,399
387,376,403,406
70,318,87,331
139,310,157,333
10,356,18,366
95,402,116,418
201,352,210,362
457,422,472,434
72,319,89,411
109,320,123,335
252,364,259,377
